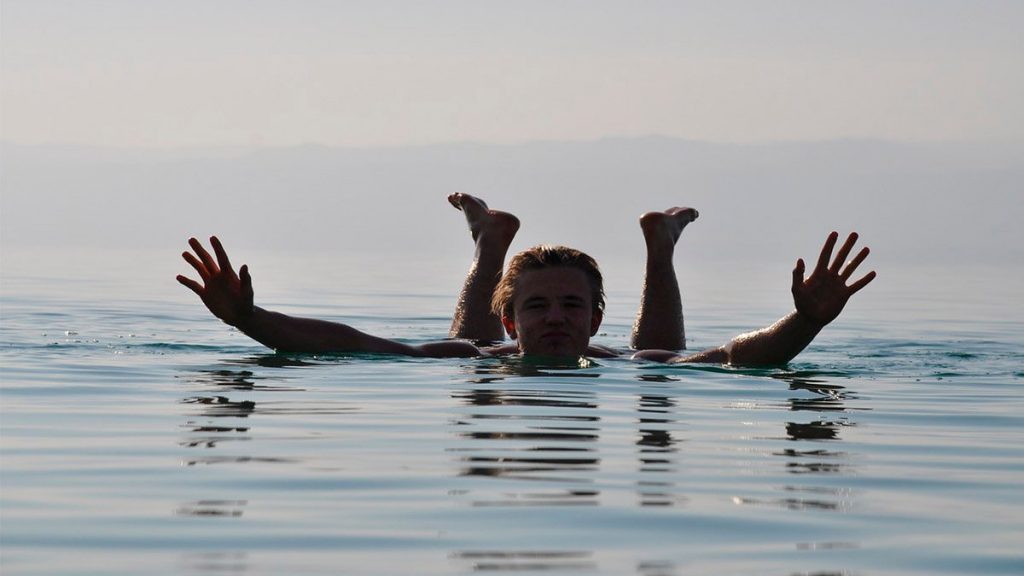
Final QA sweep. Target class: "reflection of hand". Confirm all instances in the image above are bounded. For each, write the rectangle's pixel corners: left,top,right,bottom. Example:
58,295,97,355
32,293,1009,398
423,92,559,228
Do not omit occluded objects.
177,236,255,327
792,232,876,327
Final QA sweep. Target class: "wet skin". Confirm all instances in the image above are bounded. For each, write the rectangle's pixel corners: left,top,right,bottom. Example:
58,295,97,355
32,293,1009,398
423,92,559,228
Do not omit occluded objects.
501,267,603,357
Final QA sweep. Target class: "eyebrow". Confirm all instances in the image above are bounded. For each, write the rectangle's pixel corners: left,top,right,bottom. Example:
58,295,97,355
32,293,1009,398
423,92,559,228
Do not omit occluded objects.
522,295,586,305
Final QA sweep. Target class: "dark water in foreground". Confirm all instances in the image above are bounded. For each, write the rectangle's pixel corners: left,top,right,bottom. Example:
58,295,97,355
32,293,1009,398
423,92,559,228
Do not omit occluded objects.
1,257,1022,575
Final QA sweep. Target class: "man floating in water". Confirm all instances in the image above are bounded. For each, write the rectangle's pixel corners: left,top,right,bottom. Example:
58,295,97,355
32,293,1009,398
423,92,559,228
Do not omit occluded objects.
177,194,875,365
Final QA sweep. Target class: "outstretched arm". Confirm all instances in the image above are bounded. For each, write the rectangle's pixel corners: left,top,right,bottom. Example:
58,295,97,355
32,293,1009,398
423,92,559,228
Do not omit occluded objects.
177,237,479,357
636,232,876,366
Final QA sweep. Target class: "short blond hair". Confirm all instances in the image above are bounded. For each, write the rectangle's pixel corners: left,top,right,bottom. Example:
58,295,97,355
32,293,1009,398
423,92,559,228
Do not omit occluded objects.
491,245,605,319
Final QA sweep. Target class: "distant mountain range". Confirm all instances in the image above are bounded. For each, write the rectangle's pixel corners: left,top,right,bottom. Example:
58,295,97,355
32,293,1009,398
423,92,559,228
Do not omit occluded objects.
3,137,1021,269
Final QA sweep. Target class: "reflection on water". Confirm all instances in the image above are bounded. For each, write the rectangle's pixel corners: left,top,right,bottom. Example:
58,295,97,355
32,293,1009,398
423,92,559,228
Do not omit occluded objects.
4,261,1022,576
165,357,873,573
181,354,310,391
176,500,247,517
729,370,861,514
178,424,250,449
636,560,678,576
144,352,1011,575
448,362,693,511
450,550,596,573
461,356,602,382
449,360,602,506
179,552,249,574
176,364,300,515
182,368,301,392
183,395,257,418
448,361,867,565
635,374,684,507
184,455,297,467
227,354,319,369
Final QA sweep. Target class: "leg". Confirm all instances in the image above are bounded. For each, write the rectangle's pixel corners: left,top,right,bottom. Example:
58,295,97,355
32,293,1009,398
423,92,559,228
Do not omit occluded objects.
447,193,520,342
631,207,699,350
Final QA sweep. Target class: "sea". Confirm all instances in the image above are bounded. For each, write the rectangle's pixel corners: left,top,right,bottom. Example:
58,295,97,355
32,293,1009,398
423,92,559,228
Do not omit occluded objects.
1,247,1022,575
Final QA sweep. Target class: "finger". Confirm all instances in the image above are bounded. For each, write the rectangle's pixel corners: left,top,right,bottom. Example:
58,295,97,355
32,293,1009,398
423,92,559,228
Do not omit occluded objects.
830,232,859,274
176,274,203,295
240,264,254,301
848,270,877,295
667,206,698,222
210,236,235,278
189,237,220,275
815,231,838,273
182,251,210,280
841,246,870,280
791,258,805,292
447,193,463,210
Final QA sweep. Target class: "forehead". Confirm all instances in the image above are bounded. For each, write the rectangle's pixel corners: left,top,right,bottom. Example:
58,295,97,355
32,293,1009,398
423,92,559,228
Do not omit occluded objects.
512,267,592,303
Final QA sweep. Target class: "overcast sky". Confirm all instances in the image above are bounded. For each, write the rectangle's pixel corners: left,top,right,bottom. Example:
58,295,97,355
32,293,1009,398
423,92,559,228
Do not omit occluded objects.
3,0,1022,148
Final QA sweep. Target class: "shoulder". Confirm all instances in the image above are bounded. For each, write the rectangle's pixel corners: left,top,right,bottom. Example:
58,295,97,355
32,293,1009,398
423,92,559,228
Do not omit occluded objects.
414,340,481,358
480,343,521,356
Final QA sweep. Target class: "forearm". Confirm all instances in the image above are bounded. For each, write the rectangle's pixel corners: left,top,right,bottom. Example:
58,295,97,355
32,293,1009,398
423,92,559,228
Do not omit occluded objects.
722,310,824,366
233,306,424,355
634,346,729,364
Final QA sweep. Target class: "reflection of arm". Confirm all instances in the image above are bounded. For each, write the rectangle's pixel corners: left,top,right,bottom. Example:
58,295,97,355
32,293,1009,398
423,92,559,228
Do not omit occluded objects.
635,232,876,367
178,236,479,357
587,344,622,359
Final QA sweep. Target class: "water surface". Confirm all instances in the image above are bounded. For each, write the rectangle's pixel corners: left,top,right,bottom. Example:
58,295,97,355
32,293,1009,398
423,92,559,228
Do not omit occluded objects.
2,254,1022,575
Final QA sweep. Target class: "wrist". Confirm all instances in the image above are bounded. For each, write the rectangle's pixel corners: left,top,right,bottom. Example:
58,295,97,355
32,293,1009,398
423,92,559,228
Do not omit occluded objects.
229,304,257,330
793,309,828,331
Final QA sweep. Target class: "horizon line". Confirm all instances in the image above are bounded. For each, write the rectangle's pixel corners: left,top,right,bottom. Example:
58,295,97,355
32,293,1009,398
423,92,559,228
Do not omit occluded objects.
3,134,1022,154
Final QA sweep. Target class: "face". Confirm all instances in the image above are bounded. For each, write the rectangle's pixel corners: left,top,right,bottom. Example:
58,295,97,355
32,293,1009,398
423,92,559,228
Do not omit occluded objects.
501,267,603,357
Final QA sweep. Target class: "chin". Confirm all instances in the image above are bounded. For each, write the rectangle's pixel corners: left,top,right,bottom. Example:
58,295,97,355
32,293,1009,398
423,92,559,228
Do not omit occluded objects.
532,344,583,358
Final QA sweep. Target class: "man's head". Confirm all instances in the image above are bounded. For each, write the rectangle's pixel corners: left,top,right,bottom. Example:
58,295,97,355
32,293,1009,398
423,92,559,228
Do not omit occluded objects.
492,245,606,357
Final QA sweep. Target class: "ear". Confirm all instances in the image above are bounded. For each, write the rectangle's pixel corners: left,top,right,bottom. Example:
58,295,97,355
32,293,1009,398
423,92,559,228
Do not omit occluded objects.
501,315,518,340
590,310,603,336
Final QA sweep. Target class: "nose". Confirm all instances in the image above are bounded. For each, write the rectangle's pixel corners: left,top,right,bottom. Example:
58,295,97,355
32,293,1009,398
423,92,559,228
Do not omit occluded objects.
544,303,567,324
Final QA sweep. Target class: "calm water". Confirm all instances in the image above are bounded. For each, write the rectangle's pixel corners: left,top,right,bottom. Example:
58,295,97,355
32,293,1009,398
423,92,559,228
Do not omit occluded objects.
1,253,1022,575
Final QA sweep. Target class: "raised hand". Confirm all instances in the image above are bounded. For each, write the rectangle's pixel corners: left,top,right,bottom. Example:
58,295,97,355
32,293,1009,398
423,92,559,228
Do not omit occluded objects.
177,236,254,327
792,231,876,326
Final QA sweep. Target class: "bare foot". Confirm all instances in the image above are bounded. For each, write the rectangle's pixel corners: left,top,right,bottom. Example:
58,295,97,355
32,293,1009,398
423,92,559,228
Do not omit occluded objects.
639,206,699,257
448,193,520,247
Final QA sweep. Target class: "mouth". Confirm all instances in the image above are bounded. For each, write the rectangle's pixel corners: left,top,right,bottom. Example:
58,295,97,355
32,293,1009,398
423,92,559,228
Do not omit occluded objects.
538,332,577,353
528,332,583,357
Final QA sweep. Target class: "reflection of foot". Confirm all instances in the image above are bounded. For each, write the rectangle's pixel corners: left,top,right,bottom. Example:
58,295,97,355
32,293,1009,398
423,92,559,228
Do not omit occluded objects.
448,193,520,246
640,207,699,256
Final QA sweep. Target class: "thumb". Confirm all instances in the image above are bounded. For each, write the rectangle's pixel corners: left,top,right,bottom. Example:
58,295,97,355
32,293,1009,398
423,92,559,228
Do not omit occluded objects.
240,265,254,302
791,258,805,293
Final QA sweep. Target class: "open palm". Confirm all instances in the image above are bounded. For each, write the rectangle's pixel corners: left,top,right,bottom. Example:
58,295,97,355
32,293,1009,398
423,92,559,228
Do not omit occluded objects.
176,236,254,327
792,232,876,326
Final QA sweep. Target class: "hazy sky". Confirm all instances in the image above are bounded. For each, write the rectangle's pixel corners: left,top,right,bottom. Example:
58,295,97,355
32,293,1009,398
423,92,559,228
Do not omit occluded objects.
3,0,1022,147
